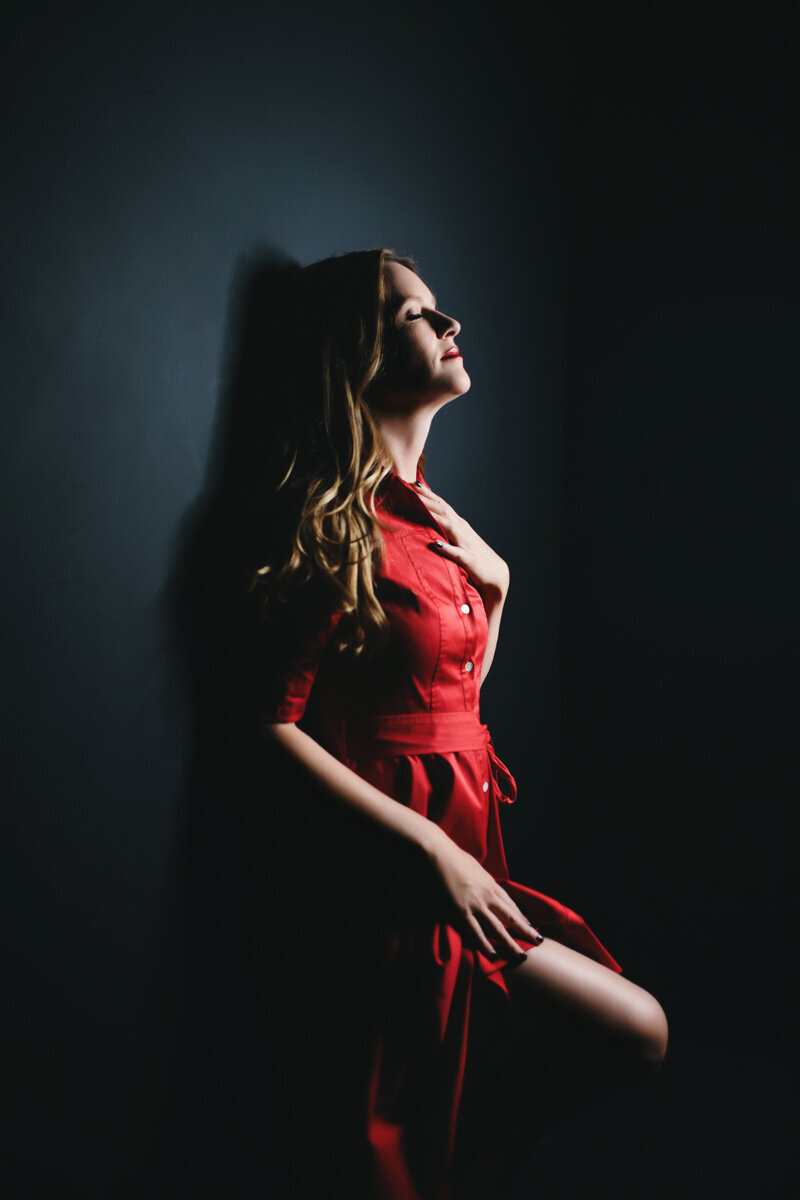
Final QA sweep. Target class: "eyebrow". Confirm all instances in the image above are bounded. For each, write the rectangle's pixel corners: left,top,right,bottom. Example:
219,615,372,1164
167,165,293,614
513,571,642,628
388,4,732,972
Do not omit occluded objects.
392,290,438,313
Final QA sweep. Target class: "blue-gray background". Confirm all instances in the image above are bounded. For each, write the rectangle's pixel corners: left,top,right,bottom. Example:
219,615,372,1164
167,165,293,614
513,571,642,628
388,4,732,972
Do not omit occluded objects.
2,2,795,1197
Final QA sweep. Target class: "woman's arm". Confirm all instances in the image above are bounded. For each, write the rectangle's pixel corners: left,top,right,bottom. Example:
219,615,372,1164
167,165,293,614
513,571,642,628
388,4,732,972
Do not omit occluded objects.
479,585,508,686
264,719,446,856
411,479,510,688
262,719,539,956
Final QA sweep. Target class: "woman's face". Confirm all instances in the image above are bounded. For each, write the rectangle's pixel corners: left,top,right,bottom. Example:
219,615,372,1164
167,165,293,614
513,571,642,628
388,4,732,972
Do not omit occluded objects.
370,261,471,409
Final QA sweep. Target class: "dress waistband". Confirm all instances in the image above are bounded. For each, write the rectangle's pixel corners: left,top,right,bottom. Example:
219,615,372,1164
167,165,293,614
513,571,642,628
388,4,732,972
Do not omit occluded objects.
321,708,518,804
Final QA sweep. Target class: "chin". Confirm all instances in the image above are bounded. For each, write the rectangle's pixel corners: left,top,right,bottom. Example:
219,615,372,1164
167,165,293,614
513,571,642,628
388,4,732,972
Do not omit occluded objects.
424,371,472,406
438,382,471,407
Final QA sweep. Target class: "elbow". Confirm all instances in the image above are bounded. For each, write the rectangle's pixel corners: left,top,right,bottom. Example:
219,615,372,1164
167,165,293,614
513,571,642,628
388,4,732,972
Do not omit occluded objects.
261,716,300,734
260,718,303,751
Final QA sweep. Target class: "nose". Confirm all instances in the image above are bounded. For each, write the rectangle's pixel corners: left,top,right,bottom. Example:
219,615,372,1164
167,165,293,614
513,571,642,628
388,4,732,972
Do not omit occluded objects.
433,309,460,338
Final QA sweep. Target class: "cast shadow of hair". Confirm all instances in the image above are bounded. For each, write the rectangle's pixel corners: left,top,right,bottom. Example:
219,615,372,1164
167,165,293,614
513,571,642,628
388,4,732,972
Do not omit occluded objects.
129,244,305,1200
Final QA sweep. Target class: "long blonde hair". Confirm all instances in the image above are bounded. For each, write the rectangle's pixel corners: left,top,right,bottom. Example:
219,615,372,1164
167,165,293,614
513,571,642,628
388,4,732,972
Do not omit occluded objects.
248,247,426,658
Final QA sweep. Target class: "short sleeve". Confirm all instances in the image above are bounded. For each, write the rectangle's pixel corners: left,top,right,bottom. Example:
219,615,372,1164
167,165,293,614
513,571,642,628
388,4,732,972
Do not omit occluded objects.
253,581,343,724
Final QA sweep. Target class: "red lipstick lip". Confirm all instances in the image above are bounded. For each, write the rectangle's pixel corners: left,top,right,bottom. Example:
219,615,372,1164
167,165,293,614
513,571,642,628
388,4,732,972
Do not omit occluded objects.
441,349,462,360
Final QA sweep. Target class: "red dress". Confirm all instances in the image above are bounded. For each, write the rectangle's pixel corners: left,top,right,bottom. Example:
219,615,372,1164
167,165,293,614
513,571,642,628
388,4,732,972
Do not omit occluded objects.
257,462,622,1199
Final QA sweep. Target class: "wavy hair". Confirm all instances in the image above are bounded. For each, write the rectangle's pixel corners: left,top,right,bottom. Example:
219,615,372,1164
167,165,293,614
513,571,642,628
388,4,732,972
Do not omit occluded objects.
248,247,425,658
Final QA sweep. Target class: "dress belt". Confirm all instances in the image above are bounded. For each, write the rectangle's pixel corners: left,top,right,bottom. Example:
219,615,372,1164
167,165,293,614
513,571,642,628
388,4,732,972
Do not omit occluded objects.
321,708,518,805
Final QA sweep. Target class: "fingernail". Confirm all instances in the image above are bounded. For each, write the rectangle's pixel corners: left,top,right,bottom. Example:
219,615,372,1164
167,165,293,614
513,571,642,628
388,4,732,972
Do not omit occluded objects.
435,539,444,547
514,951,527,966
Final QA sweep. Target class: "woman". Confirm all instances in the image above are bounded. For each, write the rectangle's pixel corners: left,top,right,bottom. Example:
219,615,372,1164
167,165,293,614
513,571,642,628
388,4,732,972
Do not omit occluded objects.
244,248,668,1200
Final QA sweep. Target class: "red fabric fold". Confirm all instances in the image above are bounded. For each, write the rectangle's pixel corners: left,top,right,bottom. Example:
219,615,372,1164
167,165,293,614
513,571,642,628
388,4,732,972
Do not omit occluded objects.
254,466,623,1199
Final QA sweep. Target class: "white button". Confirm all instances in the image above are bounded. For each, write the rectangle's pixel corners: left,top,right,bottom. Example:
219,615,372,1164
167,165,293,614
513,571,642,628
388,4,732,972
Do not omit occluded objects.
460,603,471,614
464,660,473,672
482,781,489,792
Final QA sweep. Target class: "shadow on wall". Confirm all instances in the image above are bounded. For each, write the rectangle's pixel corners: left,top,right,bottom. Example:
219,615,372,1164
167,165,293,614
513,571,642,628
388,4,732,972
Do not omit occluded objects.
127,244,309,1199
126,244,451,1200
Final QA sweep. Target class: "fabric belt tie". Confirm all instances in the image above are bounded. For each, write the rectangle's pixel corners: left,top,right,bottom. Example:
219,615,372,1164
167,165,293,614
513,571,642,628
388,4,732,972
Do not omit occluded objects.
322,709,518,805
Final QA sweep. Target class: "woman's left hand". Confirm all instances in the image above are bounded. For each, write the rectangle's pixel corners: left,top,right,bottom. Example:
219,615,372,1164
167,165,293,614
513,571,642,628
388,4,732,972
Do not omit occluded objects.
414,480,510,603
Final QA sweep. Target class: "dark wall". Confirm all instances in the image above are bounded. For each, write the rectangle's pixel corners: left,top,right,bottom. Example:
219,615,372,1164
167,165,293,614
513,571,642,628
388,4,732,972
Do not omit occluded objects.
2,3,563,1196
2,2,794,1197
542,7,796,1198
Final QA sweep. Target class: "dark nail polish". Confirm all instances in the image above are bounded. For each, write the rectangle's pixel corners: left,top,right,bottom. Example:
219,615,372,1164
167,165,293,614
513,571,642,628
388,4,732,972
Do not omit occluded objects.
515,951,527,966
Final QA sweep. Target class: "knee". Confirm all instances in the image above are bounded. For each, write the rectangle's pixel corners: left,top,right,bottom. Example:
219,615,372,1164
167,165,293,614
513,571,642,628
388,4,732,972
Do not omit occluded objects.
628,995,669,1077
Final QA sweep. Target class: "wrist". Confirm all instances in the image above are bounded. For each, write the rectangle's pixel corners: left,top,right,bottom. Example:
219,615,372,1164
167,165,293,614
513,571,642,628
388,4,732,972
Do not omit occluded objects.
415,819,450,863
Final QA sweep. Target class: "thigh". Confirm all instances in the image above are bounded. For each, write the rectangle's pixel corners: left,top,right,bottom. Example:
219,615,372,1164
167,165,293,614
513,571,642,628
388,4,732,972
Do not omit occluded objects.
503,935,669,1068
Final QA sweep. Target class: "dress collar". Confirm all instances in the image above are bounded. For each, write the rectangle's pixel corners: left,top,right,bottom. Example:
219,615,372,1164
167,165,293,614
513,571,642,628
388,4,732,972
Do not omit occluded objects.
378,463,448,538
387,461,425,489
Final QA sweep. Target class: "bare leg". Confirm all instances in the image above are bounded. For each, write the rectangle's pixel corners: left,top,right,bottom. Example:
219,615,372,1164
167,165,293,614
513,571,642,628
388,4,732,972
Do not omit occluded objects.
505,936,669,1074
452,938,669,1199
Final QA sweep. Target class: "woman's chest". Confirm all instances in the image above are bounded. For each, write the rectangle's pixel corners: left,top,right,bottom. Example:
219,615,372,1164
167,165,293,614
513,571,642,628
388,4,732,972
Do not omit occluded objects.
324,528,489,714
378,528,487,643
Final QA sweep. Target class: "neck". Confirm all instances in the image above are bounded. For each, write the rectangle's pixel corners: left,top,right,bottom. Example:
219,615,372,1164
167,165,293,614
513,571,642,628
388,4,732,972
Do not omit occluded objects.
372,409,432,483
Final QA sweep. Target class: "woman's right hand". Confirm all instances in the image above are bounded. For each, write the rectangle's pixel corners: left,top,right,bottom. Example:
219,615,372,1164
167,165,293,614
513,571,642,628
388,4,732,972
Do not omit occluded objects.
424,829,543,960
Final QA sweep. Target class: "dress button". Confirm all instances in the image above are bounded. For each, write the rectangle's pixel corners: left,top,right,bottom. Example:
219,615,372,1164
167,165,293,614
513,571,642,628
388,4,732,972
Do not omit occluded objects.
460,603,471,614
464,661,473,672
482,781,489,792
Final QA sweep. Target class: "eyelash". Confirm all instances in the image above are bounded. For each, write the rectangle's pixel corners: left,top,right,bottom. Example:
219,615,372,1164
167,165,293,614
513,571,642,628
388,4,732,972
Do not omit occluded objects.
406,313,423,321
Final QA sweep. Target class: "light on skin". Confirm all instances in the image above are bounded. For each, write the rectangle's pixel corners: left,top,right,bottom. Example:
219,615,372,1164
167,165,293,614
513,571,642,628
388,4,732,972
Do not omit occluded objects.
366,261,471,484
366,261,510,683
